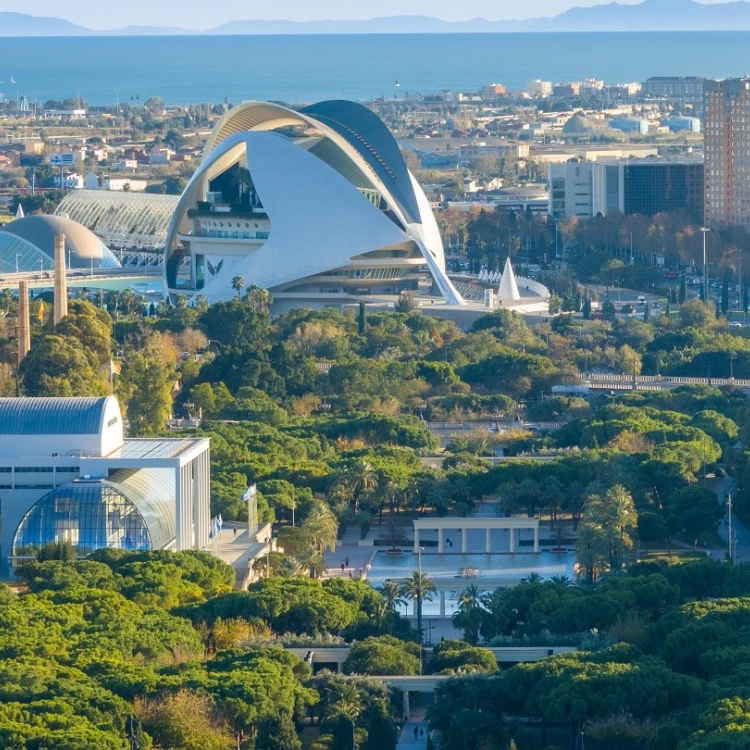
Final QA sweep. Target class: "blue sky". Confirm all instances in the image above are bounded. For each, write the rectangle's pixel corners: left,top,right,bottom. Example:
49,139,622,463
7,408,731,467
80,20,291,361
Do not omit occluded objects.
8,0,658,29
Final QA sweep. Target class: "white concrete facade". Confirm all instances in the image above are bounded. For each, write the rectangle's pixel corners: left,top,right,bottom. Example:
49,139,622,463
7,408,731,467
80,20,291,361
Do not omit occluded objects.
165,100,465,307
412,517,540,554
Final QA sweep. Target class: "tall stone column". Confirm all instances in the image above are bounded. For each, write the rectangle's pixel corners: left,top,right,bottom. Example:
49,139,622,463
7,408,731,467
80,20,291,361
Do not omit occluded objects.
533,526,540,553
53,233,68,325
485,528,491,554
461,527,468,553
17,280,30,365
509,527,515,553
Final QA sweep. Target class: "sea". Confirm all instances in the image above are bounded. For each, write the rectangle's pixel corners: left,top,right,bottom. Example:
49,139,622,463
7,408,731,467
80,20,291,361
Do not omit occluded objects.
3,32,750,106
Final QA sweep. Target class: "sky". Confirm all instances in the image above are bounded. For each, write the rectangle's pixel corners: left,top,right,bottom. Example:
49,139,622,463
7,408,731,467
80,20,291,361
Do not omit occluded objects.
3,0,665,29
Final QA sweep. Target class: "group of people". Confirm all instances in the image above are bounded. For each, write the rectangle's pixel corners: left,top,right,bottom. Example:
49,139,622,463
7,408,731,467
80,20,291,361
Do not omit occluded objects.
338,558,372,579
412,726,427,741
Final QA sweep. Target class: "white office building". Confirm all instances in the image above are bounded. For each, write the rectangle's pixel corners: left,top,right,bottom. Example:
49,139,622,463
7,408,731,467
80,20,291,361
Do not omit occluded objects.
0,397,210,572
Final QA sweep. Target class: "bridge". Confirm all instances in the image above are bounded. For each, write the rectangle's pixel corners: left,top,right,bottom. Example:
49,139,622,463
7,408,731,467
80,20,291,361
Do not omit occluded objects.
580,373,750,392
287,645,576,719
0,267,162,292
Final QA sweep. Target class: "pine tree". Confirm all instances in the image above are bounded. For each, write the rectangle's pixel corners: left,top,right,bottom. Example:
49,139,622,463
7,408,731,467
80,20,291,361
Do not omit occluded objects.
679,275,688,304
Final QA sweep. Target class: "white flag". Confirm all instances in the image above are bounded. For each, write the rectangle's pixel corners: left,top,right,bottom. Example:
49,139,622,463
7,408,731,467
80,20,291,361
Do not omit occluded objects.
242,485,257,501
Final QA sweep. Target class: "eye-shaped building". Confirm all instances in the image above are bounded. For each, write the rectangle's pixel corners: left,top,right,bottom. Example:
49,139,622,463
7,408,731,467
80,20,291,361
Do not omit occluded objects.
164,100,465,308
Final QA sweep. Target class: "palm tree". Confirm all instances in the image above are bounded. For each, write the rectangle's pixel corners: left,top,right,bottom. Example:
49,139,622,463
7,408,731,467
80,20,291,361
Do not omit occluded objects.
302,503,338,555
521,572,543,584
447,436,470,454
348,460,378,513
550,574,572,587
401,571,436,644
245,284,273,314
324,684,362,750
296,547,328,579
378,580,406,613
231,276,245,298
603,484,637,569
452,584,485,644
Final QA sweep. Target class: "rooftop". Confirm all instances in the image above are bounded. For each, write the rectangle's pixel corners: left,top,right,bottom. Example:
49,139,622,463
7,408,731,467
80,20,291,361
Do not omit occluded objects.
0,397,110,435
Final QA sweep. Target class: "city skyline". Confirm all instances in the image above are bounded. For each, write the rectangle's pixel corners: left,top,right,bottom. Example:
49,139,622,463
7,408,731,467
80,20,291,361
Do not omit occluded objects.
2,0,736,30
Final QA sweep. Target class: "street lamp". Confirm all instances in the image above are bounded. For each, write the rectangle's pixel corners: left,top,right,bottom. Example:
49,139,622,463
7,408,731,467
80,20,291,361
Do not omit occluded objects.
701,227,710,303
15,253,20,274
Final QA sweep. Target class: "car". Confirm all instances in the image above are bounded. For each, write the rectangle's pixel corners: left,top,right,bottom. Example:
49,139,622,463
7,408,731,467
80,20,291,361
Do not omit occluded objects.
729,321,743,329
637,295,646,305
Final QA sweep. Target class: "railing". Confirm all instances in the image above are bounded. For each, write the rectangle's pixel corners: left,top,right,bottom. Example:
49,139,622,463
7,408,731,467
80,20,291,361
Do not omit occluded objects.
581,373,750,389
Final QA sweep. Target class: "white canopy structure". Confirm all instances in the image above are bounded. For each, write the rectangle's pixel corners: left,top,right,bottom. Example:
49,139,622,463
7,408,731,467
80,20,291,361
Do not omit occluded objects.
55,190,180,251
497,257,521,301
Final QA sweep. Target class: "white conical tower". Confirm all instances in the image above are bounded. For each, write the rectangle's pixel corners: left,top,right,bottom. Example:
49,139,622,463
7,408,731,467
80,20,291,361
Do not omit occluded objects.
15,203,24,219
497,257,521,301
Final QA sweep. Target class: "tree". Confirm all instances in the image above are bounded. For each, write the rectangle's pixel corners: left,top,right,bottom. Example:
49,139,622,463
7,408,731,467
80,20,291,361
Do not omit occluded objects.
118,334,178,435
302,502,339,555
231,276,246,297
379,581,406,613
401,571,436,644
20,335,109,396
324,683,363,750
164,175,187,195
679,299,714,329
451,585,485,644
137,690,234,750
679,275,688,304
343,636,420,676
428,639,498,675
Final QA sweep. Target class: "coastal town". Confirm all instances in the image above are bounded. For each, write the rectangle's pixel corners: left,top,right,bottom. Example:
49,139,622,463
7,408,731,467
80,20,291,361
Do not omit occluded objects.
1,14,750,748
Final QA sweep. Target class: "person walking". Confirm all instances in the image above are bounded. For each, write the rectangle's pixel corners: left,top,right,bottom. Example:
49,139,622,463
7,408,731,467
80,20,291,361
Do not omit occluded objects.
345,556,350,567
340,562,346,574
419,727,425,740
413,727,419,741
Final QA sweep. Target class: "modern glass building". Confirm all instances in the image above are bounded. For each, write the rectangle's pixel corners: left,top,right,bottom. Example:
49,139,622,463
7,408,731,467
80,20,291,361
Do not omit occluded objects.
13,469,176,558
0,397,210,570
623,162,705,221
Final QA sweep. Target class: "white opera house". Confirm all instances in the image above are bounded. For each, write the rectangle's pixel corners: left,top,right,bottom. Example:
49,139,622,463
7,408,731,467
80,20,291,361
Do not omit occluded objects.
164,100,466,309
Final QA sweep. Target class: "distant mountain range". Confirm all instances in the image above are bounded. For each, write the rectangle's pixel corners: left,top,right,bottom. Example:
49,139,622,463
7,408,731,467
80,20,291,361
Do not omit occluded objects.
7,0,750,36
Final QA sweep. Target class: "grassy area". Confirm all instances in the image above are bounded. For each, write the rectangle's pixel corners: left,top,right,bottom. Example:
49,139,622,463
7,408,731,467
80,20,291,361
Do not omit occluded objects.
640,550,709,564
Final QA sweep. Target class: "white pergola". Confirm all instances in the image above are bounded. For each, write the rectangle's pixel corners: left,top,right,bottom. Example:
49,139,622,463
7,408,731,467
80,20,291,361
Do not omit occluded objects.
80,437,211,551
413,517,540,554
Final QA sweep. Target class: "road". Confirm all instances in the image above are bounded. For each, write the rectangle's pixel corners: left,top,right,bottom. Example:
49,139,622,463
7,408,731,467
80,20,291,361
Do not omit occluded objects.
714,475,750,563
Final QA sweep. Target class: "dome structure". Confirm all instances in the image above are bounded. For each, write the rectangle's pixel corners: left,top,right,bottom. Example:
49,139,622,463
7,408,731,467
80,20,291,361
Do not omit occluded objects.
165,100,465,306
12,468,176,559
562,111,601,136
0,215,120,271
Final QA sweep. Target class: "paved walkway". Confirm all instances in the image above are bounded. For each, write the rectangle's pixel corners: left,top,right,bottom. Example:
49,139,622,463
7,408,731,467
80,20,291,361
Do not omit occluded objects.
397,720,430,750
324,526,376,579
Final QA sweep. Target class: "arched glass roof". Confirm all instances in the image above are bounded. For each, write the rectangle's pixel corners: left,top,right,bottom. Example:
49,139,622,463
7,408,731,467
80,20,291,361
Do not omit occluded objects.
12,468,176,559
55,190,180,250
0,232,53,274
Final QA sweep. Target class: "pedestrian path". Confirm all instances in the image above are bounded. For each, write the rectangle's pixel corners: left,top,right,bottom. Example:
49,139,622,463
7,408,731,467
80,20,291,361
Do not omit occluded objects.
397,721,430,750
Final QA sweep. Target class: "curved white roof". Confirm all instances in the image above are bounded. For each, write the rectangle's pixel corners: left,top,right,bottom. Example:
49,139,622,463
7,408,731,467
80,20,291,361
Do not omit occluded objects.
0,215,120,270
166,100,464,305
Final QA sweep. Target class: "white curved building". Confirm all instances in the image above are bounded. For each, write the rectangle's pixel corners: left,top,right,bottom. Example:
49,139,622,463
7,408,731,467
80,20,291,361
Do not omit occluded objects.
165,100,464,307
